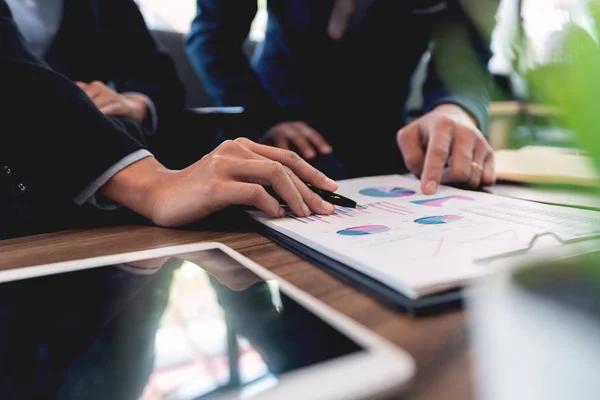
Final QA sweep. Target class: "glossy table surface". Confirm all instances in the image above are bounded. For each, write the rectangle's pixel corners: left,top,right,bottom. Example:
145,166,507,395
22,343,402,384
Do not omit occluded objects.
0,224,473,399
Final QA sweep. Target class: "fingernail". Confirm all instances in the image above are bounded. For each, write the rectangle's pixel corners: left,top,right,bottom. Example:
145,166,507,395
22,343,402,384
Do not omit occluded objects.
306,151,315,159
321,199,335,213
279,208,287,217
425,181,437,194
302,204,311,216
323,146,333,153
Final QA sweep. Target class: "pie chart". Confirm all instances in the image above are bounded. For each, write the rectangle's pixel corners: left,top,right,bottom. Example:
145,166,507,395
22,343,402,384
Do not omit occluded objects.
359,187,416,198
414,215,463,225
336,225,391,236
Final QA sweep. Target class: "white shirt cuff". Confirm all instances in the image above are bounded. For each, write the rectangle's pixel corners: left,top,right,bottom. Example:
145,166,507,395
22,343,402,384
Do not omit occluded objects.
123,92,158,135
73,149,153,210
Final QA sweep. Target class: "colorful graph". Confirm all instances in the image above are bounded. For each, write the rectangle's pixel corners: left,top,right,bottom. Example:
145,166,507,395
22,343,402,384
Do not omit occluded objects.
288,206,367,224
414,215,463,225
410,195,474,207
359,187,416,198
288,202,412,224
337,225,390,236
363,201,413,215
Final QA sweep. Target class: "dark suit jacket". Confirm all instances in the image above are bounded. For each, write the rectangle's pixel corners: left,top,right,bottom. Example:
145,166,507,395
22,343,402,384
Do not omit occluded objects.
45,0,185,135
186,0,497,176
0,1,153,239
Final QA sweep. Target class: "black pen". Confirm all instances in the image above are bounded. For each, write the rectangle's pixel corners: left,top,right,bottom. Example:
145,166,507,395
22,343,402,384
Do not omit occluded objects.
305,184,362,208
266,184,362,209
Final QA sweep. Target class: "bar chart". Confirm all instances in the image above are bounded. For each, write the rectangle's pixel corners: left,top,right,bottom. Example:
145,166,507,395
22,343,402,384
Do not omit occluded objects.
287,201,414,224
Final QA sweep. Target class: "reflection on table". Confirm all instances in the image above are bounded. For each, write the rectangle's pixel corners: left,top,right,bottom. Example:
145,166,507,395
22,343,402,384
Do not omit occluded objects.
0,250,360,400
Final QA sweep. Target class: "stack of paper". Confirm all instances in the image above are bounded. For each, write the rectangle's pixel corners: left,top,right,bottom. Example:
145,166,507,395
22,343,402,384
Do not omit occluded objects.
250,175,600,299
495,146,599,186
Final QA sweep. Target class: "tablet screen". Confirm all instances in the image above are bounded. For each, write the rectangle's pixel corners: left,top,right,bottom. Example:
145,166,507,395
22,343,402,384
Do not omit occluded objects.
0,248,363,399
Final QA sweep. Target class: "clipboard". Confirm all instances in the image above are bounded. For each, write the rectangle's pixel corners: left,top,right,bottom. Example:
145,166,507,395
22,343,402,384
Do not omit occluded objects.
258,226,600,316
255,223,464,317
247,174,600,317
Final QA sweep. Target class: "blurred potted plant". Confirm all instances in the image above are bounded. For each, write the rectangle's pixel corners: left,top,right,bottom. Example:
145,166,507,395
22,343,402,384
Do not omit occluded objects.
469,1,600,399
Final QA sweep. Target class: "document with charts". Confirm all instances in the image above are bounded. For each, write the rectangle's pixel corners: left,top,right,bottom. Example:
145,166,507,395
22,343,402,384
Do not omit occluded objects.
249,175,600,299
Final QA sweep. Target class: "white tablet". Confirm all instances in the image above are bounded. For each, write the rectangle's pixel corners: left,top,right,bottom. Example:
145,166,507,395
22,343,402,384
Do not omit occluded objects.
0,242,414,400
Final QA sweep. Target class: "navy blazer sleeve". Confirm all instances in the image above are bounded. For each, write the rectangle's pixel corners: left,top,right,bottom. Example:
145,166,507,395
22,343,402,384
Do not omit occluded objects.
185,0,282,137
96,0,185,132
422,0,498,134
0,0,145,199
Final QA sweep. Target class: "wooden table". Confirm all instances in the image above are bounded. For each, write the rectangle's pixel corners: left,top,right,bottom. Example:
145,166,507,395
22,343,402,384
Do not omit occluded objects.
0,225,473,399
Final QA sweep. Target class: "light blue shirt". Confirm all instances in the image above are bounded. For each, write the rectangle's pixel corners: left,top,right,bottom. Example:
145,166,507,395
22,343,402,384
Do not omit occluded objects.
6,0,63,59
